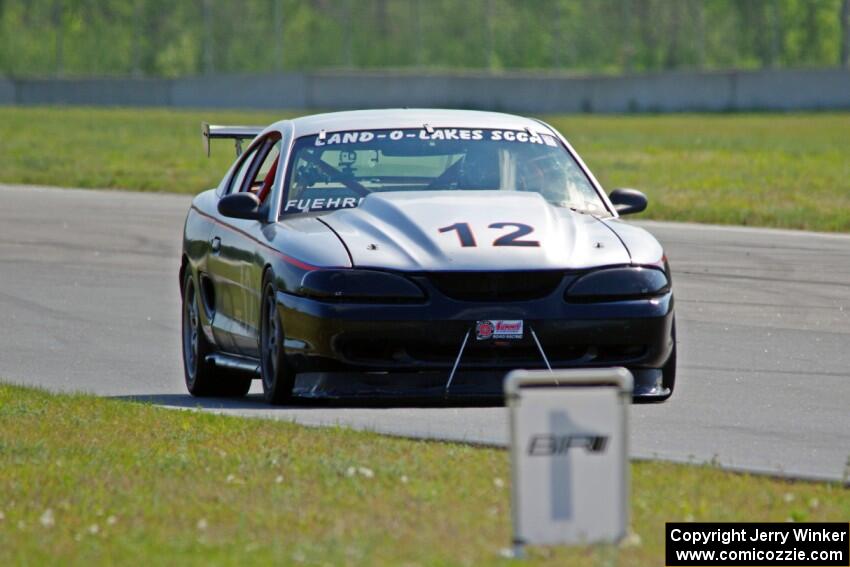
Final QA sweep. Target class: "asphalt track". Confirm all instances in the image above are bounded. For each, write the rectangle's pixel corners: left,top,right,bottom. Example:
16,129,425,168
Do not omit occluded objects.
1,184,848,482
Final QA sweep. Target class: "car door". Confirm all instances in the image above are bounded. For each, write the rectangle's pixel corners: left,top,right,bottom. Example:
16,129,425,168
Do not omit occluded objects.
210,135,281,357
206,141,264,354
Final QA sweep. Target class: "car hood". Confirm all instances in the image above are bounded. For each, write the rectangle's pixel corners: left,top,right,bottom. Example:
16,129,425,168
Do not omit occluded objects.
320,191,630,271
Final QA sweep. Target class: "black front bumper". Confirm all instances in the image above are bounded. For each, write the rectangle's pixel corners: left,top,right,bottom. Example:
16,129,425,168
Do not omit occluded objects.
276,278,675,400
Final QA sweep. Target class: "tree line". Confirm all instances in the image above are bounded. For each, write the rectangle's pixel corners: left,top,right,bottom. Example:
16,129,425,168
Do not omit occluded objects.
0,0,848,77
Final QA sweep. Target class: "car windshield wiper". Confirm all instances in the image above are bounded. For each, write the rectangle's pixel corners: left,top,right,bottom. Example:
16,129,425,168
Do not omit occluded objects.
556,202,609,217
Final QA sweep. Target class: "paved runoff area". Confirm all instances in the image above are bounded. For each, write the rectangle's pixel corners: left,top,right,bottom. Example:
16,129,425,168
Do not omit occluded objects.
1,184,848,482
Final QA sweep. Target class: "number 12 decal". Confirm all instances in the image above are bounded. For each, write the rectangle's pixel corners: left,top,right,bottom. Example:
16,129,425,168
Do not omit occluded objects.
438,222,540,247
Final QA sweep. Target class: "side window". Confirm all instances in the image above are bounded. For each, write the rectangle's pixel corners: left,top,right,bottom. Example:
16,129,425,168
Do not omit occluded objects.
228,135,282,200
252,140,280,187
228,145,261,194
249,140,281,194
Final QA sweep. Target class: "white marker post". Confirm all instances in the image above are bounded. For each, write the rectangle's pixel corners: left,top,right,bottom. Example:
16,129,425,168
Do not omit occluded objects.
505,368,632,553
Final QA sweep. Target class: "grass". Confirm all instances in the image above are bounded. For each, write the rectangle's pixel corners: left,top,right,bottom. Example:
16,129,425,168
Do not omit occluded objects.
547,113,850,232
0,106,291,193
0,107,848,232
0,384,847,566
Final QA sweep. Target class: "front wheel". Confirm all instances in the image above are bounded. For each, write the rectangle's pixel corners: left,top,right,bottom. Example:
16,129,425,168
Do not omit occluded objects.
182,271,252,398
260,273,295,405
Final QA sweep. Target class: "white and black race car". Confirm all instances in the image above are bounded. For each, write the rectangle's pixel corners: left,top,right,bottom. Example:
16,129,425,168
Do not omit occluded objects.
181,109,675,404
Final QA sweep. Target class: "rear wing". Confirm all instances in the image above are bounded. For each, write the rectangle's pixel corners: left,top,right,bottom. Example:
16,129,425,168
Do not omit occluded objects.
201,122,263,157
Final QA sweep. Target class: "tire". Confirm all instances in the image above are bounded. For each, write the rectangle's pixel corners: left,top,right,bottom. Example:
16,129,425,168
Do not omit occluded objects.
182,271,252,398
659,317,677,401
259,272,295,405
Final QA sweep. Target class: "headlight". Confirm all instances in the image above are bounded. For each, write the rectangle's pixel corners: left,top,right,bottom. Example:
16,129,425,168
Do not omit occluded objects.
299,269,425,302
565,267,669,302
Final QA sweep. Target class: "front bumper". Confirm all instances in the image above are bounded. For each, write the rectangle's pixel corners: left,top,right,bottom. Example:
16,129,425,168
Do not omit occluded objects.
276,279,674,400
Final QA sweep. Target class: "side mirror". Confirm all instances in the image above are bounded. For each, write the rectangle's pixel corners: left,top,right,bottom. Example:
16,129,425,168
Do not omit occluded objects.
608,188,648,215
218,192,263,220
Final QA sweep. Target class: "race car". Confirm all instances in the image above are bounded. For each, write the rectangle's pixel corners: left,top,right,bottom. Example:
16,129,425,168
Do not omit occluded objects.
181,109,675,404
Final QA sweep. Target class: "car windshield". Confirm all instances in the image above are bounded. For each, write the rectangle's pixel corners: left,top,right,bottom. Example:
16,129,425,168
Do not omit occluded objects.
281,128,608,216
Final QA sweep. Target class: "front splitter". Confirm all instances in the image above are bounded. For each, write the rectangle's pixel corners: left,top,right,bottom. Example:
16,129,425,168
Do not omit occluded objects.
291,370,505,404
290,368,666,405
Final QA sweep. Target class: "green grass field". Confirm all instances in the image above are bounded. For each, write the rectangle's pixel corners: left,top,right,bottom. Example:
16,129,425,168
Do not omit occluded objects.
0,384,847,566
0,106,847,232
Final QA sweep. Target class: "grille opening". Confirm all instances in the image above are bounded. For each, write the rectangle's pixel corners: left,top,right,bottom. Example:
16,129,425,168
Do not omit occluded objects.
426,271,564,301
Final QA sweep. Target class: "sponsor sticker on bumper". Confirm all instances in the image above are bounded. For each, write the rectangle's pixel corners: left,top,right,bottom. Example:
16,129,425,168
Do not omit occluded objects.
476,320,523,340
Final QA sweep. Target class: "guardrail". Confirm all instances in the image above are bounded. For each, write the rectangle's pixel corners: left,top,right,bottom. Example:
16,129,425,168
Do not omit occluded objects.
1,68,848,113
